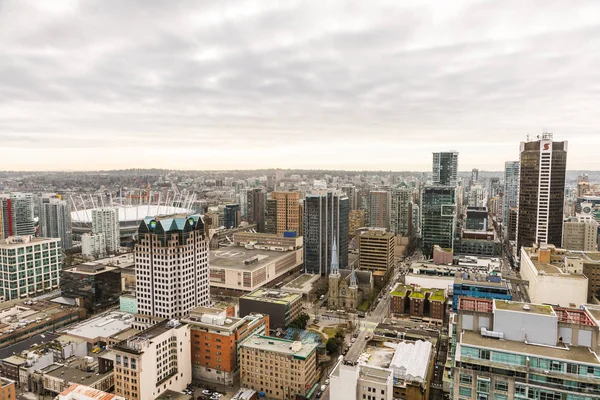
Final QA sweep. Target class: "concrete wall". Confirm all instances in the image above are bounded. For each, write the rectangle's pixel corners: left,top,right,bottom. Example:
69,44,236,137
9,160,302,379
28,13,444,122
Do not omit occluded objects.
330,363,358,400
494,308,557,346
520,247,588,307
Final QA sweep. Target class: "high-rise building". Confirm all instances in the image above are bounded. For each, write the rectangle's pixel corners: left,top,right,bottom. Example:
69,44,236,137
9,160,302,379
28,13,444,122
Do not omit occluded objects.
246,188,266,232
39,196,72,250
432,151,459,186
409,201,420,237
91,208,120,254
340,184,358,210
0,236,61,300
264,198,277,234
469,168,479,189
270,192,302,235
224,203,241,229
563,217,598,252
503,161,520,227
452,297,600,400
1,193,35,237
507,207,518,242
81,233,106,258
368,190,390,230
467,183,486,208
348,210,366,238
135,214,210,320
357,229,395,273
517,134,567,251
421,186,457,258
303,192,349,274
390,188,412,236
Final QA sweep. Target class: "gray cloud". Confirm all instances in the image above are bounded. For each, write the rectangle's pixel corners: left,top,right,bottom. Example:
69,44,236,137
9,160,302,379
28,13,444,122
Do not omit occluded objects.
1,0,600,170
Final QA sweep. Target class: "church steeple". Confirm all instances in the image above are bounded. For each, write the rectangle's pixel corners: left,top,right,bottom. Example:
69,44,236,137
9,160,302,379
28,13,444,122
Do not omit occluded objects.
349,265,358,288
329,236,340,277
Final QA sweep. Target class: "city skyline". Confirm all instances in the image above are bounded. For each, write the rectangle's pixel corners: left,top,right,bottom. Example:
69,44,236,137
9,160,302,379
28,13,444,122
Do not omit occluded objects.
1,1,600,171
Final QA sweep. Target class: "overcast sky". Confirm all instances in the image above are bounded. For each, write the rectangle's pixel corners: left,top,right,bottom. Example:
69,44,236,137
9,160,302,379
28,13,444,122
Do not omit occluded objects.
1,0,599,171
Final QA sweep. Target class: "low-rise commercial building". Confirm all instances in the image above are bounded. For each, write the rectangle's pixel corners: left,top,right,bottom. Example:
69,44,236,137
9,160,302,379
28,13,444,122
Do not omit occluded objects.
452,273,511,312
390,284,446,323
33,356,115,396
61,311,134,348
209,238,303,296
61,262,122,313
520,245,589,306
59,383,125,400
330,362,393,400
239,335,318,400
0,299,85,349
239,289,303,330
185,312,269,384
112,320,191,400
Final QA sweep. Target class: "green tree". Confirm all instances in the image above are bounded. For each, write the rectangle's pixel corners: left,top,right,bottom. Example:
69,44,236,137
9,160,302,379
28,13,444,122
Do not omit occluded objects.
326,338,340,354
288,312,310,329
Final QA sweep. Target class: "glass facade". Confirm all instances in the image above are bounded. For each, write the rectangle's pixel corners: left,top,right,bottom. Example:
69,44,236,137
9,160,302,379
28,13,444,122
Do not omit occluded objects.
303,193,349,275
61,265,122,312
421,186,456,258
458,345,600,398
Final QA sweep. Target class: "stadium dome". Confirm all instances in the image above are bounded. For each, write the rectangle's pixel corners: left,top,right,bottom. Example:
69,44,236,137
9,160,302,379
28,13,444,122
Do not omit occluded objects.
71,204,195,238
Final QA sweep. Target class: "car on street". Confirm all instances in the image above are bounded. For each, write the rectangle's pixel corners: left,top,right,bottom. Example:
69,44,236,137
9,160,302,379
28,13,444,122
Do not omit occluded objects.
316,391,323,398
202,390,213,396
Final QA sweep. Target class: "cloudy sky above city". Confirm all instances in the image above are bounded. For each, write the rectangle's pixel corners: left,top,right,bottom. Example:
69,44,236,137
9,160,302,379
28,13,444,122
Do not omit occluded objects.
1,0,600,171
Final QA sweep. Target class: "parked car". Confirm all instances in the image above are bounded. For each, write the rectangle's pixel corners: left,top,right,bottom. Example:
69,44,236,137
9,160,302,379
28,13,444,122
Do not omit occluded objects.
202,390,213,396
316,391,323,398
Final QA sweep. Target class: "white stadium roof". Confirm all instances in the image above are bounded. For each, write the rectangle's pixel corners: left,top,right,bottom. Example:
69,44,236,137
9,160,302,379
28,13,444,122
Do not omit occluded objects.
71,205,194,223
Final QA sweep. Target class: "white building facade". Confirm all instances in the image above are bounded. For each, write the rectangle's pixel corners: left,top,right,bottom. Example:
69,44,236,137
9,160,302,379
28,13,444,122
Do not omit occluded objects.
135,214,210,320
91,208,120,254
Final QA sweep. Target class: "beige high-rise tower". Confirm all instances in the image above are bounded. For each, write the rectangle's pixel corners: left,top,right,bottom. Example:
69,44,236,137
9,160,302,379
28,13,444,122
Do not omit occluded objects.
266,192,302,235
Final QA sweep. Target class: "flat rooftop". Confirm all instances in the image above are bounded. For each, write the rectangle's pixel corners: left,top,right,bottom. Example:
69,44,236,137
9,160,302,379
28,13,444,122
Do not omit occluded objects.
454,276,508,288
62,312,133,340
0,332,60,360
358,365,393,384
283,273,320,292
494,300,554,315
532,262,587,279
109,327,140,342
241,288,301,305
461,330,600,365
210,247,296,271
63,263,119,275
241,335,316,360
0,236,59,247
113,320,186,354
44,359,114,387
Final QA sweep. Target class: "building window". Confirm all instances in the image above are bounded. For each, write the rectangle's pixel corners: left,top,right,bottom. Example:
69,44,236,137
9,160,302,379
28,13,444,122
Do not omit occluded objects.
459,387,472,397
460,374,472,385
494,381,508,392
